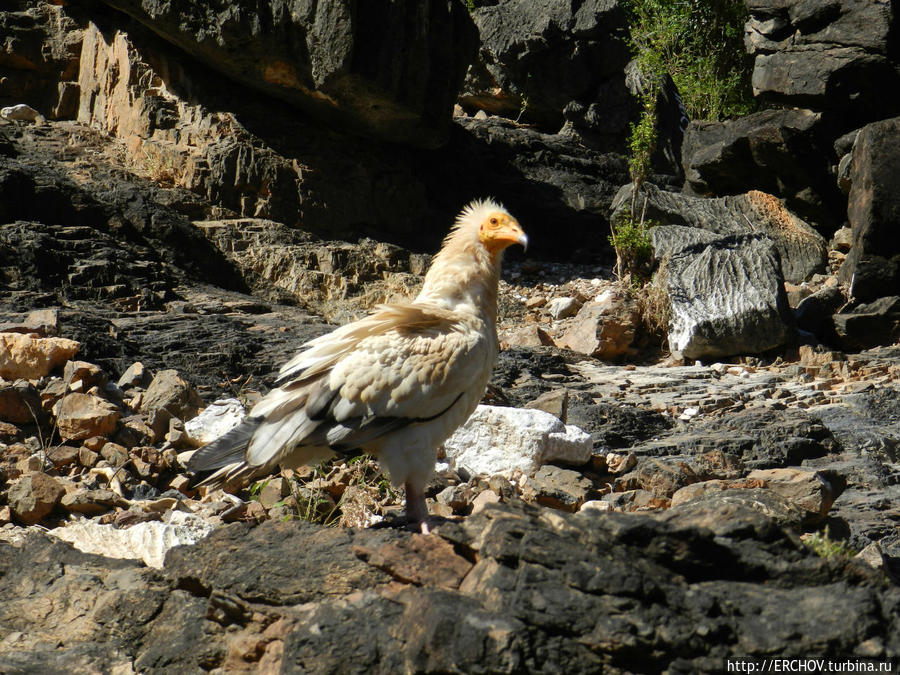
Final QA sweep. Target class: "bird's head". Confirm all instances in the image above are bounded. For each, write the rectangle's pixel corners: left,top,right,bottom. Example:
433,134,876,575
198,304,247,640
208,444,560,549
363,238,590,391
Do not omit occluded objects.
456,198,528,259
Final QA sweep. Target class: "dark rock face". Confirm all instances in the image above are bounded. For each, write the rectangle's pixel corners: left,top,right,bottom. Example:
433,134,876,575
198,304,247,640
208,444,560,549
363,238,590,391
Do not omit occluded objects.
681,108,842,227
833,297,900,352
459,0,633,150
421,116,629,260
0,1,83,116
839,117,900,302
98,0,478,148
745,0,900,122
4,502,899,673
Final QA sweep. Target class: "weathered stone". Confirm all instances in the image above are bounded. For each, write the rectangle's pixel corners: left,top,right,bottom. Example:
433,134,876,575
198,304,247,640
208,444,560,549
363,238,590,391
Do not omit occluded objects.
443,405,592,476
48,510,214,568
523,389,569,424
547,296,581,320
0,308,59,336
44,444,80,469
96,0,478,148
60,488,125,516
117,361,152,389
7,472,66,525
63,359,108,391
664,233,793,360
353,534,472,590
745,0,900,118
100,442,129,467
670,478,766,508
613,183,828,283
499,324,554,349
0,380,44,425
459,0,632,148
523,465,595,512
558,290,638,359
54,393,121,441
661,488,807,533
183,398,245,448
746,467,844,525
839,117,900,301
0,333,79,379
140,369,202,421
833,297,900,352
681,108,841,226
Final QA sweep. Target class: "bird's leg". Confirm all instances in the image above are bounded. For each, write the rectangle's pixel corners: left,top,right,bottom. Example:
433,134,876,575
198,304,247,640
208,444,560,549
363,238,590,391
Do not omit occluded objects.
404,480,431,534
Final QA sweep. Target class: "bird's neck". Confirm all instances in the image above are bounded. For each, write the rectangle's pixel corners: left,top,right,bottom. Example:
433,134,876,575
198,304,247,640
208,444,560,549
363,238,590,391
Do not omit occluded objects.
416,242,502,324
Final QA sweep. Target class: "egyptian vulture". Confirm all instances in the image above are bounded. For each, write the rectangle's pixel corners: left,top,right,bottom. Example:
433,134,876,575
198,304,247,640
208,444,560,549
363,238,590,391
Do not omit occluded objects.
188,199,527,532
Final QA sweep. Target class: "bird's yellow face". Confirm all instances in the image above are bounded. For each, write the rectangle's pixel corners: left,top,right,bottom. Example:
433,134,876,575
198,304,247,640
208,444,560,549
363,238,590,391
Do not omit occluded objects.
478,211,528,256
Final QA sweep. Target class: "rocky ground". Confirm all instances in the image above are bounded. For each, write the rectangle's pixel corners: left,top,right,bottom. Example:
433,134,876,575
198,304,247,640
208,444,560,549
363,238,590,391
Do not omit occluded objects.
3,0,900,670
1,118,900,672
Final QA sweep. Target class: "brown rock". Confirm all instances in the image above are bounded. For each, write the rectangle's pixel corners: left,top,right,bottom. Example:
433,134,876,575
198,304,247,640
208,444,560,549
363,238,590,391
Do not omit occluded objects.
524,466,595,512
670,478,766,507
44,445,80,469
7,472,66,525
524,389,569,423
634,458,700,498
141,369,202,420
78,446,100,467
63,360,108,391
558,291,638,359
0,308,59,336
746,468,843,525
0,380,44,425
354,534,472,590
0,333,80,379
117,361,152,389
500,324,555,348
100,442,129,467
257,477,290,510
54,393,121,441
60,488,125,516
0,420,20,443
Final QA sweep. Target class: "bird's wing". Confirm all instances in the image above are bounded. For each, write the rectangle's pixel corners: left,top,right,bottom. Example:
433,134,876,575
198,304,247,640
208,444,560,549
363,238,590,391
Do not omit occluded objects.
243,302,492,467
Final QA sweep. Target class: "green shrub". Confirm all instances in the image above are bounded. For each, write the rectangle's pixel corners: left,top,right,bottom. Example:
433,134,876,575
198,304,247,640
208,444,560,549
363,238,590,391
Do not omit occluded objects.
609,204,654,283
621,0,755,122
801,528,857,560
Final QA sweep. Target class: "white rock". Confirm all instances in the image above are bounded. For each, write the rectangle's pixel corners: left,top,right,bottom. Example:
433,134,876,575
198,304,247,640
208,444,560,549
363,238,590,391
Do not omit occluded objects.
678,407,699,421
547,296,580,320
1,104,40,122
442,405,592,476
183,398,246,447
48,510,213,568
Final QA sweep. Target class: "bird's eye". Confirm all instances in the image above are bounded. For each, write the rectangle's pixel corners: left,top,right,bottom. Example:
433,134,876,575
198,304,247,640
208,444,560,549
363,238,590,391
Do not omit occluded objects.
489,217,499,227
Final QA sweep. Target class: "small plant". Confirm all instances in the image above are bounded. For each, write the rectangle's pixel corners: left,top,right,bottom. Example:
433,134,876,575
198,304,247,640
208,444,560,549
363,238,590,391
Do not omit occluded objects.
627,94,658,189
801,528,857,560
609,203,654,283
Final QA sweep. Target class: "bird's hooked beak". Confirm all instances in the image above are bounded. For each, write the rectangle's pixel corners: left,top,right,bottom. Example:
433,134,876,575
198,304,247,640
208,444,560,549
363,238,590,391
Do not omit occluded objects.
480,212,528,254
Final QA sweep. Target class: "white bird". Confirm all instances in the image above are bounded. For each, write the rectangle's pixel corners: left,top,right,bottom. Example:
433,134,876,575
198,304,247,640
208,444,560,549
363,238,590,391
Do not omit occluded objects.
188,199,527,532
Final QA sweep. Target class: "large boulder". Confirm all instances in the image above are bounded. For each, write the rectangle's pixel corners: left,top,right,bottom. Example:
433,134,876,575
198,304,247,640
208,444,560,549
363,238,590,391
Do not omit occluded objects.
744,0,900,123
662,232,794,360
458,0,633,150
681,108,842,226
97,0,478,148
838,117,900,302
612,183,827,283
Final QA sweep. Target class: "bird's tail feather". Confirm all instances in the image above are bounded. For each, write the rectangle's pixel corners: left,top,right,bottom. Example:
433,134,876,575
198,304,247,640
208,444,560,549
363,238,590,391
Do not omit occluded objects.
187,417,262,472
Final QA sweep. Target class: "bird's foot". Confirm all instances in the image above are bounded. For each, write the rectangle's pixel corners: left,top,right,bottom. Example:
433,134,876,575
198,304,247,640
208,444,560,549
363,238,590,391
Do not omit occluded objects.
405,480,432,535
